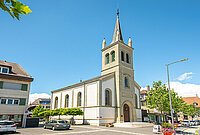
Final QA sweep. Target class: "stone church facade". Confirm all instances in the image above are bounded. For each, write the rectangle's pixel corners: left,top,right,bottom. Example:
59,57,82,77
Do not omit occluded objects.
51,11,142,125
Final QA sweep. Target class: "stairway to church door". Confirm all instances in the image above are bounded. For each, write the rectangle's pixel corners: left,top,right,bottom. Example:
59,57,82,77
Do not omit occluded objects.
123,104,130,122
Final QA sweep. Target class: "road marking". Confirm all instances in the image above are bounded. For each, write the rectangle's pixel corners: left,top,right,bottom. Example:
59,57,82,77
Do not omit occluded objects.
196,128,200,135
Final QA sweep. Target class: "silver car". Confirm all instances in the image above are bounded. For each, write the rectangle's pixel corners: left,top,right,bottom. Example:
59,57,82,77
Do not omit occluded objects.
181,121,190,127
44,120,71,130
0,121,17,133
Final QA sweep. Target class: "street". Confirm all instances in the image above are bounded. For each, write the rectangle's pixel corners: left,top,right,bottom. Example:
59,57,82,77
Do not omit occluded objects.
2,125,200,135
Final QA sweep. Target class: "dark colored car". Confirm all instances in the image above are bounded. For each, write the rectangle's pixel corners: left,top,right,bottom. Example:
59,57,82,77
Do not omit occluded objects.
44,120,70,130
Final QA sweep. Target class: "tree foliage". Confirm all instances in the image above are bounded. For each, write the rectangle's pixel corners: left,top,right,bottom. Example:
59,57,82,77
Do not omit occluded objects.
33,108,84,120
146,80,199,121
31,104,44,117
0,0,32,20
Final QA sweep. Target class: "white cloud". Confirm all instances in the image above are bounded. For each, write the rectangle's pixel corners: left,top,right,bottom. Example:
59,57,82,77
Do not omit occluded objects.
29,93,51,104
169,82,200,97
177,72,193,81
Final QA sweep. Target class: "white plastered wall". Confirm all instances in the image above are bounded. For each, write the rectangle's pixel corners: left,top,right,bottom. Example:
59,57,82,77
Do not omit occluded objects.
61,89,72,108
101,77,115,106
73,86,84,108
51,92,61,110
86,83,98,107
135,86,142,121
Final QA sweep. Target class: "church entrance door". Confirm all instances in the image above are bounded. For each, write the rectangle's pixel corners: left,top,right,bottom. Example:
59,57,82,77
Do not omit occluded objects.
123,104,130,122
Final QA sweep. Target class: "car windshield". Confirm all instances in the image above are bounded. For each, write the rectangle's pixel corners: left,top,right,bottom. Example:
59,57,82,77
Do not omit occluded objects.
190,121,195,122
0,122,14,125
58,121,65,123
182,121,188,123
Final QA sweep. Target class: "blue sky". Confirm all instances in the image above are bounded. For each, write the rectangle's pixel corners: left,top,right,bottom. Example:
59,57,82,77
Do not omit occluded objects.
0,0,199,95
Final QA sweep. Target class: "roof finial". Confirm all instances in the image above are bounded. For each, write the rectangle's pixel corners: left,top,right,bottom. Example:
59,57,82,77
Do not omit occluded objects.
117,8,119,17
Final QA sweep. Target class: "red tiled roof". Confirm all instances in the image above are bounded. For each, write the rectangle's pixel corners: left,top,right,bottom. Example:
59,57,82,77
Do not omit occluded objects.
182,97,200,107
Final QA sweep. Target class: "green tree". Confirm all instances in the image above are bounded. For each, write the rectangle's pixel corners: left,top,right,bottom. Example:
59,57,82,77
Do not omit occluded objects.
32,104,44,117
146,81,186,122
63,108,84,116
146,81,169,121
0,0,32,20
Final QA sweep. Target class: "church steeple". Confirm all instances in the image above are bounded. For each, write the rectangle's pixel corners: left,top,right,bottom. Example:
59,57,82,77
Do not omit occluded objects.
111,9,124,44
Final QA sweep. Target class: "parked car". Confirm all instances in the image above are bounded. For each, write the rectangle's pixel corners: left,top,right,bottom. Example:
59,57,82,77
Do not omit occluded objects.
0,121,17,133
44,120,71,130
189,121,196,126
181,121,190,127
195,121,200,125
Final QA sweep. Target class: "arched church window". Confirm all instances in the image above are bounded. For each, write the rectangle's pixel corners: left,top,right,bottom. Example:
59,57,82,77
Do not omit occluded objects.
125,77,129,88
135,94,138,109
105,89,112,106
121,51,124,61
111,51,115,62
105,53,109,64
77,92,82,107
54,97,58,109
126,53,129,63
65,94,69,108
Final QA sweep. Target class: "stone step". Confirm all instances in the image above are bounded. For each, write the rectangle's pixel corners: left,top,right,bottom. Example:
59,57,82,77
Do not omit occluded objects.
114,122,153,128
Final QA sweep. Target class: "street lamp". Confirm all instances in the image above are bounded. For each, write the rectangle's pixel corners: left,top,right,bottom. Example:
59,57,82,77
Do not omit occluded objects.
166,58,188,131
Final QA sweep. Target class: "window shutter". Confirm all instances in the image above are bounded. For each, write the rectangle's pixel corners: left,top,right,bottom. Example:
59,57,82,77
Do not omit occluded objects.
21,84,28,91
19,98,26,105
0,81,3,89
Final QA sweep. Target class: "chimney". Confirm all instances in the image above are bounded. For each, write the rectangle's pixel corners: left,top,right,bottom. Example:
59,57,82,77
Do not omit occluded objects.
147,85,150,91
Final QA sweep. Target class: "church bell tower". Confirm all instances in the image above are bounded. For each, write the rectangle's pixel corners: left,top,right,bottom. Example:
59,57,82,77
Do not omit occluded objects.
101,9,137,123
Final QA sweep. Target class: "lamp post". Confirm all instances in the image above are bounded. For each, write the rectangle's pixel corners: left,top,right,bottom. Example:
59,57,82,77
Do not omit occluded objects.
193,102,198,120
166,58,188,132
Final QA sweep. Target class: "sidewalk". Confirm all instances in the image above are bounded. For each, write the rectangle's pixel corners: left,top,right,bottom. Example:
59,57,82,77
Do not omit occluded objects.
176,126,200,135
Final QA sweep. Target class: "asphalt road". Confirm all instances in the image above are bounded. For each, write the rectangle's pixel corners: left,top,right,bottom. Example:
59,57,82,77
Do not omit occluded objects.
2,125,200,135
4,125,156,135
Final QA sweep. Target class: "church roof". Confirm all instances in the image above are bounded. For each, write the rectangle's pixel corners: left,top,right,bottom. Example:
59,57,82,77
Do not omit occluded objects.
52,72,115,92
111,9,124,44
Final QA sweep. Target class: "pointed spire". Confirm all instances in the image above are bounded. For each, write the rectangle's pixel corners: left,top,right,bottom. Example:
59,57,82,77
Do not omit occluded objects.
111,9,123,44
128,37,132,47
102,38,106,49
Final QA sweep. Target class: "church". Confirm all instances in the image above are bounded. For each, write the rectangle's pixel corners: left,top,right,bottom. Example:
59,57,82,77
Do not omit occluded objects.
51,10,142,126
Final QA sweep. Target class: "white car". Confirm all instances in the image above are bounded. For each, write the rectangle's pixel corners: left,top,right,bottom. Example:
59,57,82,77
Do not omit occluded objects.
0,121,17,133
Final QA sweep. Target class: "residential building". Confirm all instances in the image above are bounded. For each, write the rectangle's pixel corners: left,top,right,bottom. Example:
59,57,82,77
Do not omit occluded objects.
51,10,142,126
179,96,200,121
29,98,51,110
140,86,162,123
0,60,34,127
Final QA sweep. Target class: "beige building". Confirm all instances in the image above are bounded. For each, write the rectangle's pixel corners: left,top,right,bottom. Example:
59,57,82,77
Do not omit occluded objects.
0,60,33,127
29,98,51,110
51,11,142,125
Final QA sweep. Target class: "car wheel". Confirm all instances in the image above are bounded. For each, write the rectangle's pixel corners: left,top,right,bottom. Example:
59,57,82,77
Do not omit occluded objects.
52,126,55,131
44,125,46,129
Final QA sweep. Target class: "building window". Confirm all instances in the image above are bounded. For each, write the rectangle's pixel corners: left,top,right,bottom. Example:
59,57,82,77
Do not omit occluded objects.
54,97,58,109
135,94,138,109
0,67,9,73
77,92,82,107
125,77,129,88
1,99,6,104
65,94,69,108
0,98,19,105
105,53,109,64
126,53,129,63
2,82,22,90
111,51,115,62
121,51,124,61
105,89,112,106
